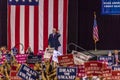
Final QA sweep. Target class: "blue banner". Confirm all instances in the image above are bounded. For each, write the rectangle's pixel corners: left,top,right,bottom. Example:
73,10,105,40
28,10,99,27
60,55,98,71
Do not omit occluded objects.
8,0,39,5
101,0,120,15
98,56,114,66
112,66,120,70
17,64,39,80
57,67,77,80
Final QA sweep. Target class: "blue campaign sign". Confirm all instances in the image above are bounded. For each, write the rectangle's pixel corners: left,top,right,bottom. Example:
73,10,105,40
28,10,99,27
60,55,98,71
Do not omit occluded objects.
101,0,120,15
112,66,120,70
17,64,39,80
98,56,114,66
57,67,77,80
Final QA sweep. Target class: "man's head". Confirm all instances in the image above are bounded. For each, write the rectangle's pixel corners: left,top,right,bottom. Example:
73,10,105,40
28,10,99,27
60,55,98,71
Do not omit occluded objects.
52,28,57,33
114,50,119,54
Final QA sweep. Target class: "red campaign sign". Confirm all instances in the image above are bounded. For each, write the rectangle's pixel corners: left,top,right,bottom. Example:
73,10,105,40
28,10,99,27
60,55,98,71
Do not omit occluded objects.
102,68,112,80
15,54,28,64
0,54,28,64
10,71,22,80
58,54,74,66
112,71,120,80
77,65,85,78
84,61,103,76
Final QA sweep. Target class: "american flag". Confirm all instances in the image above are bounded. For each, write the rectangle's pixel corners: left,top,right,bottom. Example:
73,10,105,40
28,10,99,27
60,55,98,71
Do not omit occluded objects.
93,15,99,42
8,0,68,54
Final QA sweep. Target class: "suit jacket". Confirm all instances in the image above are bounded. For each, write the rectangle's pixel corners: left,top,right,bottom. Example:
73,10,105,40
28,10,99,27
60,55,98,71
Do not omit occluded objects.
48,33,61,48
112,52,120,65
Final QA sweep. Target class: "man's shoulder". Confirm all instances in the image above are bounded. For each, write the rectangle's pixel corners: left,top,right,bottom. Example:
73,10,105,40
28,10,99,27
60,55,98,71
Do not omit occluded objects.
49,33,53,36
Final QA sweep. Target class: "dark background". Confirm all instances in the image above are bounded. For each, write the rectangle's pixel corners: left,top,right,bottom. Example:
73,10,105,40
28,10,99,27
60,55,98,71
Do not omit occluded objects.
68,0,120,51
0,0,120,51
0,0,7,47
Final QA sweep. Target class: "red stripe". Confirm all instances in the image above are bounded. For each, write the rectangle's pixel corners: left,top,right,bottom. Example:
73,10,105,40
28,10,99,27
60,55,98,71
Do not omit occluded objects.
53,0,58,30
24,6,29,52
43,0,48,50
8,6,11,50
15,6,20,52
34,6,39,55
63,0,68,54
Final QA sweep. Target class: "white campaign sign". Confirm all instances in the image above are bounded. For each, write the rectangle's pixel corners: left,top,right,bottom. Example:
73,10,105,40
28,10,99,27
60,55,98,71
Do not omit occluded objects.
44,48,54,59
52,50,62,63
72,50,91,65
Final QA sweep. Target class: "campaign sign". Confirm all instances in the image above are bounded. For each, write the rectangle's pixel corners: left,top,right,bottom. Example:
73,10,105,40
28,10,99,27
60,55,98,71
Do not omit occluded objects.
27,55,42,64
112,66,120,71
10,71,22,80
44,48,54,59
37,50,44,61
77,65,85,78
85,61,103,76
72,50,90,65
52,50,62,63
102,68,112,80
58,54,74,66
5,54,12,63
57,67,77,80
112,71,120,80
15,54,28,64
98,56,114,66
17,64,39,80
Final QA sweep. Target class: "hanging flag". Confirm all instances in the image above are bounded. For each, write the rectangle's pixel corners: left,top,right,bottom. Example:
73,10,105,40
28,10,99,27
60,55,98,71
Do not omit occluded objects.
7,0,68,54
93,13,99,42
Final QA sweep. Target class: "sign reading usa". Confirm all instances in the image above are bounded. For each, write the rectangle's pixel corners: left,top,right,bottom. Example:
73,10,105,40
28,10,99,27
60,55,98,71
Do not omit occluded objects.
17,64,39,80
57,67,77,80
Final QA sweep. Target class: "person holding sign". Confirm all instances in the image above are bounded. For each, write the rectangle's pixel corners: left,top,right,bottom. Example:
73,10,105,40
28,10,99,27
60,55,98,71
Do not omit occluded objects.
48,28,61,50
113,50,120,66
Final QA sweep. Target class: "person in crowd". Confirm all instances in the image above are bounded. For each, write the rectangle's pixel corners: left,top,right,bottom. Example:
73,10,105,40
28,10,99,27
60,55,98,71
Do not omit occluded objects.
1,60,10,80
11,47,18,56
41,59,57,80
34,62,42,80
113,50,120,65
26,47,34,55
2,60,11,75
48,28,61,50
11,58,21,71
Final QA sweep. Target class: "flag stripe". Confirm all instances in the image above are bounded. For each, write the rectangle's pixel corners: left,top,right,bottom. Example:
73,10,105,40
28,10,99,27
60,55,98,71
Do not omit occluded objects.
29,6,34,51
58,0,63,53
24,6,29,51
48,0,53,37
10,6,15,49
8,6,11,50
34,6,39,54
53,0,58,30
43,0,48,50
38,0,44,50
15,6,20,51
20,5,25,53
63,0,68,54
93,18,99,42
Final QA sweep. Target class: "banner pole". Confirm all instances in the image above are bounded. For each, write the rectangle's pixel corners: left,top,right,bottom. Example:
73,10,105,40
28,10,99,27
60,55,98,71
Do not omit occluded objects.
95,41,97,51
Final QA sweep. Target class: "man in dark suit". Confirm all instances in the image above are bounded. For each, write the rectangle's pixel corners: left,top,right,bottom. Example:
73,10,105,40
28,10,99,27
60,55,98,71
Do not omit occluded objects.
113,50,120,65
48,28,61,50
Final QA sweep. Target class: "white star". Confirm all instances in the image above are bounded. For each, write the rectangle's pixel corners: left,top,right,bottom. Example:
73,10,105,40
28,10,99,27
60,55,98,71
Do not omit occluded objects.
35,0,38,2
9,0,12,2
16,0,19,2
22,0,25,2
29,0,32,2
